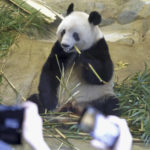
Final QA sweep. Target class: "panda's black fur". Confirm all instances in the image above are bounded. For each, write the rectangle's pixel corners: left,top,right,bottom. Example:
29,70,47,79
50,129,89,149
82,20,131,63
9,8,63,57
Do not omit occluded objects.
28,4,119,116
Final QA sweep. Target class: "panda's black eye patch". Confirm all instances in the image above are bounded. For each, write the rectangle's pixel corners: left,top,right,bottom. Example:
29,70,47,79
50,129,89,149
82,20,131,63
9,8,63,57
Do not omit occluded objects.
61,29,66,37
73,32,80,41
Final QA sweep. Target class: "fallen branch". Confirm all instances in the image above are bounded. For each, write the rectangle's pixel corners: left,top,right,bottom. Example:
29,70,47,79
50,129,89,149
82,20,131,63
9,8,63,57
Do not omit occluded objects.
9,0,56,23
0,70,26,101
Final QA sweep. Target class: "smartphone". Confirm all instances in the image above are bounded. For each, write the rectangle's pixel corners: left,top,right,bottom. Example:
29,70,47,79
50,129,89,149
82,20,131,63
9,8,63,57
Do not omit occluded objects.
79,106,120,148
0,105,24,144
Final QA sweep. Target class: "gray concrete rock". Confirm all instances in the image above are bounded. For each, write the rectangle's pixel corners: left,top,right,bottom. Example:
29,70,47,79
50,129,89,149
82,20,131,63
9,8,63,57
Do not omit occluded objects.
44,0,121,19
117,0,146,24
116,38,134,46
102,18,150,43
100,18,115,26
125,0,144,11
118,11,138,24
94,2,105,11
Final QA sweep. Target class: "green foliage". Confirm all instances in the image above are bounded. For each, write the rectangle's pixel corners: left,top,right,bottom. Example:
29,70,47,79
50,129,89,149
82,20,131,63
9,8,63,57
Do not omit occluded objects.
0,4,45,57
0,32,15,57
115,64,150,144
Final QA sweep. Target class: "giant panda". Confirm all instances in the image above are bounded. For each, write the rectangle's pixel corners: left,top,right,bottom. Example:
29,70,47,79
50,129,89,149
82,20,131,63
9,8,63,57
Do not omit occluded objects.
29,3,119,116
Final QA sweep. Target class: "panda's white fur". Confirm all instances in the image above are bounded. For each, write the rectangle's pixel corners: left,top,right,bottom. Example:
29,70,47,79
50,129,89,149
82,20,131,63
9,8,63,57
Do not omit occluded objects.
56,11,114,107
28,3,119,115
58,65,114,106
57,11,104,52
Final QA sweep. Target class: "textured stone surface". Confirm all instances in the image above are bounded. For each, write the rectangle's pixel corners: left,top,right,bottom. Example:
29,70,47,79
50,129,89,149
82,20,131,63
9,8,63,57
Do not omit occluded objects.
116,38,134,46
12,138,150,150
0,35,52,105
117,11,138,24
123,0,144,12
102,19,150,43
100,18,115,26
139,4,150,18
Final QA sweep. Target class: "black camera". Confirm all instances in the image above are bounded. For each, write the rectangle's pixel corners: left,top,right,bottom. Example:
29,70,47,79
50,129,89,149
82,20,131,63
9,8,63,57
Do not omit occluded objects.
0,105,24,144
79,106,120,148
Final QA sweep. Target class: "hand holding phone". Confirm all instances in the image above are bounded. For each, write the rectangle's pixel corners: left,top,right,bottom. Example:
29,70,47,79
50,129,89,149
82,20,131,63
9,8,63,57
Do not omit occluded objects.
22,101,50,150
0,105,24,144
79,107,132,150
90,115,132,150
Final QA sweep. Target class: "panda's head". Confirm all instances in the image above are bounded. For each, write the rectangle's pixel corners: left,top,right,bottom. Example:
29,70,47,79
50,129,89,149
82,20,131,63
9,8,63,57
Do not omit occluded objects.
57,3,104,53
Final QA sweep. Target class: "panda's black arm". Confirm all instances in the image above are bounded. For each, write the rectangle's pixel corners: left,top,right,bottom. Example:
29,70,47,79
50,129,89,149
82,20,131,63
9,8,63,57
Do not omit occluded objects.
81,59,113,85
80,38,114,85
38,63,59,110
38,41,69,110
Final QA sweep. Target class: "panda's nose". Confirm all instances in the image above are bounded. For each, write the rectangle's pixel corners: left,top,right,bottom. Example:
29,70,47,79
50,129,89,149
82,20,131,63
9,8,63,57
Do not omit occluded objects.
62,44,70,48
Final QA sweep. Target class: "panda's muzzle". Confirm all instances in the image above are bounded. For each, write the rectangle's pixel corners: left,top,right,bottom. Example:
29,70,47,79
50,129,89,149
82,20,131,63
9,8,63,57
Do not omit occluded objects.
61,44,74,52
62,43,70,48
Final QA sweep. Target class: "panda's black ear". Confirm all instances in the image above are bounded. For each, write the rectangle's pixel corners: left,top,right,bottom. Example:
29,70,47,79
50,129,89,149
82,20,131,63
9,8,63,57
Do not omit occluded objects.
88,11,101,25
67,3,74,15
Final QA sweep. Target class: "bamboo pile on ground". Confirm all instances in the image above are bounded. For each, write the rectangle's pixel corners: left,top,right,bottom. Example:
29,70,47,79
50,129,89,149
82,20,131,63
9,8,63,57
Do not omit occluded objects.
42,112,91,150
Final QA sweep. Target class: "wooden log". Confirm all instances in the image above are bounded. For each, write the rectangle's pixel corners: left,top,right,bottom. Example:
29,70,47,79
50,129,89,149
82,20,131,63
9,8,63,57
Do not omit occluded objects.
9,0,56,23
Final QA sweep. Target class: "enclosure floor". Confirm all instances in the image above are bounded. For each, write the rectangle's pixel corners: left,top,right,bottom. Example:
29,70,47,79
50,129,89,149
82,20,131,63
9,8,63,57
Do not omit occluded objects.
12,138,150,150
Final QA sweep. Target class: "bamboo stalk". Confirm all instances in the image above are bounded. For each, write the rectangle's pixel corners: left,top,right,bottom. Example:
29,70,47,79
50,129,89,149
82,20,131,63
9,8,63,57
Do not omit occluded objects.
0,70,26,101
55,128,66,139
57,143,63,150
88,63,107,84
74,45,81,55
69,114,80,118
9,0,31,14
56,76,75,104
63,122,77,125
9,0,56,22
44,129,76,149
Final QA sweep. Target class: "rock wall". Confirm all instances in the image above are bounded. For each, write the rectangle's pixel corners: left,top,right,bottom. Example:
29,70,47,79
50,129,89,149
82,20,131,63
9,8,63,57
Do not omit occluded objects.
0,35,52,105
44,0,150,42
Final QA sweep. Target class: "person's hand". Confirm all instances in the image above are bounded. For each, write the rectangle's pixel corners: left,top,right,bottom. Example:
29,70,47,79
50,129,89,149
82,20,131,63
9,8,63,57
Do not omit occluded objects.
91,116,132,150
21,101,50,150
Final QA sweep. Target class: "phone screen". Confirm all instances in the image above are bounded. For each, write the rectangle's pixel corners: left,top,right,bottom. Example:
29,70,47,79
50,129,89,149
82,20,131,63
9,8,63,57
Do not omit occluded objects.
0,105,24,144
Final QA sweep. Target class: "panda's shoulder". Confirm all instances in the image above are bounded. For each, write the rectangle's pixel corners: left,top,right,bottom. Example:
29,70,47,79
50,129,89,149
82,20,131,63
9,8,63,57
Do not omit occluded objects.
51,41,63,55
86,38,109,56
51,41,68,57
93,38,108,51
